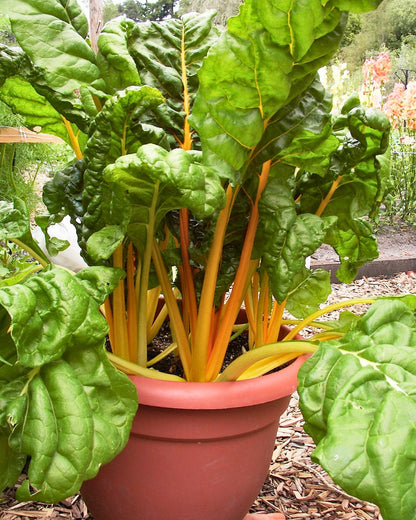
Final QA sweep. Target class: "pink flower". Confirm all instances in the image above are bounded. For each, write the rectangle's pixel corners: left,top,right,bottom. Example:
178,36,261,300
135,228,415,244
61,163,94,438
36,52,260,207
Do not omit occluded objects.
384,83,405,128
363,52,391,87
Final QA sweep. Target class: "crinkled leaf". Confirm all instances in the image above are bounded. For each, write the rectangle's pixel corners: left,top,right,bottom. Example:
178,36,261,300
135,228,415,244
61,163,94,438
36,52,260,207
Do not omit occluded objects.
191,0,346,172
251,78,339,174
0,267,137,503
85,226,126,262
0,0,100,99
97,17,141,93
101,144,225,253
128,11,218,148
298,299,416,520
0,43,91,136
80,87,165,256
285,268,332,318
0,199,48,265
0,199,29,240
0,435,26,491
297,103,390,282
0,267,122,367
62,343,138,479
257,174,336,303
42,160,86,250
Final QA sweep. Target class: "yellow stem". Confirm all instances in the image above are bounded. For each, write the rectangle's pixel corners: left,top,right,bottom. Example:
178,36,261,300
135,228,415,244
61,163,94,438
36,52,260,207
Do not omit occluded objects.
267,298,287,344
316,175,342,217
147,342,178,367
216,341,316,382
107,352,185,381
62,117,83,160
283,298,375,341
152,239,192,379
126,242,137,362
112,245,130,359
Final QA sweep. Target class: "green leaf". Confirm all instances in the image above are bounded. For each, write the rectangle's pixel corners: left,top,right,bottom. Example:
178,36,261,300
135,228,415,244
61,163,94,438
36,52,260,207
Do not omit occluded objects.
0,0,100,99
285,268,332,318
0,266,137,503
0,199,29,240
297,103,390,282
81,86,165,256
334,0,384,13
0,267,121,367
298,299,416,520
85,226,126,262
97,17,141,93
190,0,346,172
251,78,340,174
102,144,225,252
257,173,336,303
0,435,26,490
62,343,138,479
0,43,91,136
128,11,218,148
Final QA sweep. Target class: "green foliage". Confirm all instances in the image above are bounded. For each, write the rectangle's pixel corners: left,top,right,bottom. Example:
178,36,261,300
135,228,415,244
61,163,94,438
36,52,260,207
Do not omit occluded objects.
341,0,416,67
0,199,138,503
298,298,416,520
117,0,178,22
1,2,409,517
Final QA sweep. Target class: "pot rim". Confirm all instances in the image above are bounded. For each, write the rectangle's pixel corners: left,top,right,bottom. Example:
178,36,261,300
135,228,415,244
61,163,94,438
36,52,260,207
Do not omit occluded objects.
130,354,308,410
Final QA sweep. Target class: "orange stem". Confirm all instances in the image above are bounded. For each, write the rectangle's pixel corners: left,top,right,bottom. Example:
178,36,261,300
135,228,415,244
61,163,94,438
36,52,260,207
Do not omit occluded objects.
316,175,343,217
206,160,272,380
190,185,234,381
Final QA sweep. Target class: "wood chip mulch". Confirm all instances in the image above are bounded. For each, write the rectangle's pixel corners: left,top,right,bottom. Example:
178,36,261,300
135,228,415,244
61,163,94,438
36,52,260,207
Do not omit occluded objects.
1,272,415,520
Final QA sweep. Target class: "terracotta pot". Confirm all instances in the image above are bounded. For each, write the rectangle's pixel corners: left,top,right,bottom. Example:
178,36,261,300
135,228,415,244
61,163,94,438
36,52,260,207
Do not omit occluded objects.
81,351,306,520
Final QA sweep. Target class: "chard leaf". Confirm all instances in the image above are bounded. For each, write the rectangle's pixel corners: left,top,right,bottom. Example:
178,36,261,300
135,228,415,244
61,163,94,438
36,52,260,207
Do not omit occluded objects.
0,267,122,367
298,103,390,282
62,343,138,479
0,44,90,139
0,0,100,99
0,199,29,239
0,435,26,491
128,11,218,148
191,0,346,172
251,78,339,174
99,144,225,255
0,266,137,503
335,0,384,12
80,86,165,257
298,299,416,520
97,17,141,93
285,268,332,318
257,174,335,303
0,199,49,265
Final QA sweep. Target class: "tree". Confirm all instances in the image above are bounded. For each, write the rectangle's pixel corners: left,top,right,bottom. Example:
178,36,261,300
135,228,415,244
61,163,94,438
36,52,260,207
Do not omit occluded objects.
177,0,241,25
341,0,416,67
117,0,177,22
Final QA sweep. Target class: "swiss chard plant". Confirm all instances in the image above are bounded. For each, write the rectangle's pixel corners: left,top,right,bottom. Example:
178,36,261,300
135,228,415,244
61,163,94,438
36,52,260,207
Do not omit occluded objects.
0,0,416,518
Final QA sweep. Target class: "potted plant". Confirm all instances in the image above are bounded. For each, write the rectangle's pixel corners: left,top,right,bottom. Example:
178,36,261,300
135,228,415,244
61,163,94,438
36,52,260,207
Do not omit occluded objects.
1,0,415,519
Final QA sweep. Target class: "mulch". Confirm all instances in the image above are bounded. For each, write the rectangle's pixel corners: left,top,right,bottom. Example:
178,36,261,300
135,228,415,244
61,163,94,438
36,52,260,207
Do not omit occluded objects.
1,272,415,520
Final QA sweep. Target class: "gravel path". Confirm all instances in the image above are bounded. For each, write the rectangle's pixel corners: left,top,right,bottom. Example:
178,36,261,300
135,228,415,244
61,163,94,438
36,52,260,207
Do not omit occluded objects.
1,272,415,520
